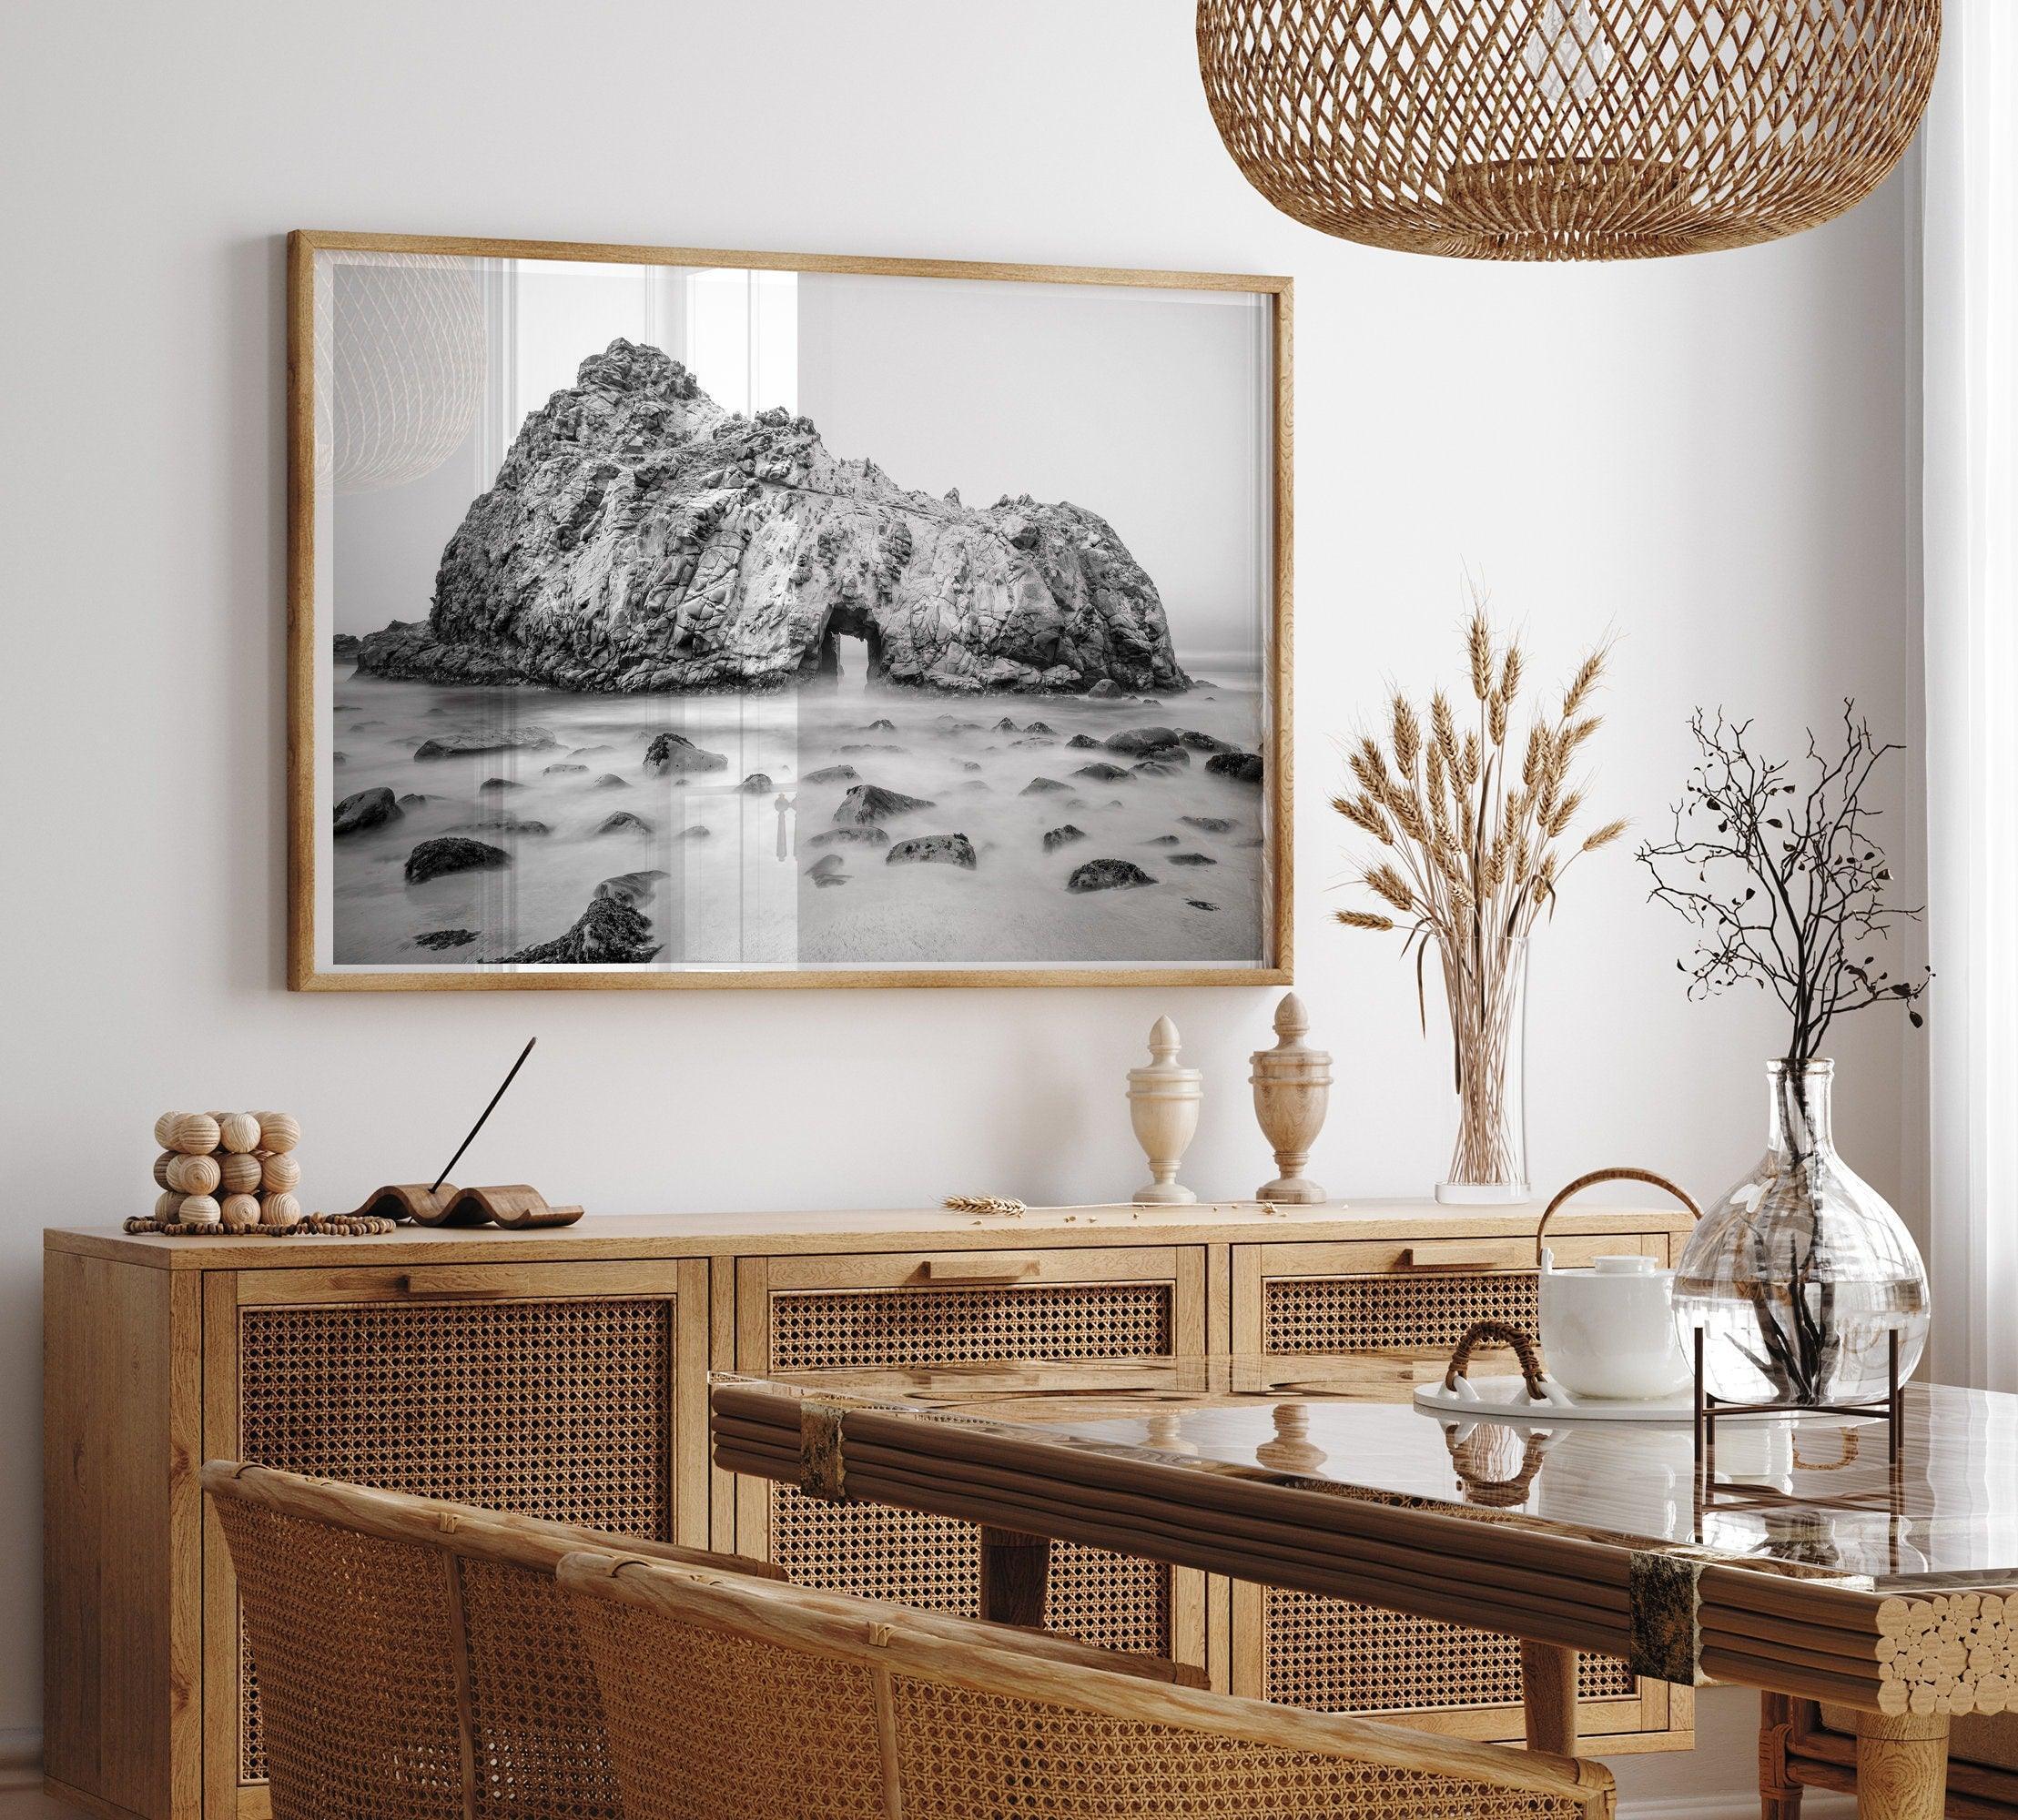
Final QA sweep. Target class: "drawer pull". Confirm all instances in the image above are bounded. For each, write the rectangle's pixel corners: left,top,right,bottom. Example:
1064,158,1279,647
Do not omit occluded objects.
390,1273,512,1299
918,1256,1041,1286
1395,1247,1518,1274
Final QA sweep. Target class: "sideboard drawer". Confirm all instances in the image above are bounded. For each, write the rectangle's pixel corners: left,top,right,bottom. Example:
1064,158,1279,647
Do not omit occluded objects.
1228,1237,1688,1751
734,1248,1207,1668
202,1259,709,1814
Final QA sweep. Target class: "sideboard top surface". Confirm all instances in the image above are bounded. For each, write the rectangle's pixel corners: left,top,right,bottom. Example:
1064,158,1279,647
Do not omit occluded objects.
45,1198,1693,1269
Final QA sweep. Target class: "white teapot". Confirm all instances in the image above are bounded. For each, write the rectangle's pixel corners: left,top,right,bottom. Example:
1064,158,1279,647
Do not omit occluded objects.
1535,1168,1702,1401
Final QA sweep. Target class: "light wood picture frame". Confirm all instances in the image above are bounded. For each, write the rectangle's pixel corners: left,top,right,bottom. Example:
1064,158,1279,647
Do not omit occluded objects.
289,230,1293,991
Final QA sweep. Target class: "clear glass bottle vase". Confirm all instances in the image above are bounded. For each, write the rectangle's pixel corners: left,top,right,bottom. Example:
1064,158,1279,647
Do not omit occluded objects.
1434,933,1529,1205
1672,1058,1928,1404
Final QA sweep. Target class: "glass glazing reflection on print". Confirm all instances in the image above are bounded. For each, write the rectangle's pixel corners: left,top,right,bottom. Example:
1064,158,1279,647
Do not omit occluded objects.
309,248,1280,979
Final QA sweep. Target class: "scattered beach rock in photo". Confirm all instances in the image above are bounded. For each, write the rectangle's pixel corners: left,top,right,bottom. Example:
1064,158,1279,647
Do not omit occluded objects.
1206,752,1264,783
806,854,847,879
1181,815,1236,834
544,761,587,774
1067,733,1100,749
595,811,654,835
804,763,859,784
1043,824,1087,852
405,836,509,885
1188,900,1218,912
397,792,431,807
1068,858,1156,892
1104,726,1181,754
1019,776,1070,795
836,784,934,824
809,827,888,849
479,776,522,792
643,732,729,775
413,727,556,760
596,871,668,905
740,773,774,794
414,928,476,948
1169,852,1217,866
333,786,401,837
449,814,550,836
591,773,628,788
1143,834,1181,847
492,878,661,965
887,834,977,870
1073,762,1131,782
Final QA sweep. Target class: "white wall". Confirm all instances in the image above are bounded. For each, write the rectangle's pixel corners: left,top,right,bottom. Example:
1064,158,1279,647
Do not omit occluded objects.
0,4,1921,1811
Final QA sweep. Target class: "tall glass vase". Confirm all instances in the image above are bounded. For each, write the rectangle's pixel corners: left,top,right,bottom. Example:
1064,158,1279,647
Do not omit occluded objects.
1434,933,1529,1205
1673,1059,1929,1403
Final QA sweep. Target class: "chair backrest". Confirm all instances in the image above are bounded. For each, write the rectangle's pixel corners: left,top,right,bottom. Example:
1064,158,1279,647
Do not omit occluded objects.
202,1461,780,1820
557,1547,1617,1820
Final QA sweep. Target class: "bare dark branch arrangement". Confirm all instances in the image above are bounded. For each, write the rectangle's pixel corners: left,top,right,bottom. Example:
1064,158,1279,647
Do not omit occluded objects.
1645,703,1931,1405
1333,598,1620,1188
1637,702,1929,1064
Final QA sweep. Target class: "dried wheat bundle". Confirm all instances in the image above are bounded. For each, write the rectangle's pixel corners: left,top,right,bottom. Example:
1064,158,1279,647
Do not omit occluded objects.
1333,594,1622,1184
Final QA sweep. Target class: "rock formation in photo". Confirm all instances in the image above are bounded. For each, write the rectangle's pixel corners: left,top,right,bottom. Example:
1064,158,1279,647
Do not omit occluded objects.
357,339,1190,697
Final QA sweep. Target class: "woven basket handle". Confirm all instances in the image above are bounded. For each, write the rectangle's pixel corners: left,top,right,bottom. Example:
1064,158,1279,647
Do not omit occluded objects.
1444,1426,1551,1508
1443,1319,1549,1400
1534,1167,1703,1268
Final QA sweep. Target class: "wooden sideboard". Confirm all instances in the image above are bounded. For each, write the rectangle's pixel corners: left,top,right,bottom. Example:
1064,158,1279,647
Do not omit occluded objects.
44,1199,1696,1820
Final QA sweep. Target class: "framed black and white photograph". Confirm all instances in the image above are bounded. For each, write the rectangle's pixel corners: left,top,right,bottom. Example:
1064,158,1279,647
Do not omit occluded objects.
289,232,1291,990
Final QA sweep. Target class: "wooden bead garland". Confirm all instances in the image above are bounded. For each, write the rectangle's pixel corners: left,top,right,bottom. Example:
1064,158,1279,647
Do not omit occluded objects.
141,1109,309,1236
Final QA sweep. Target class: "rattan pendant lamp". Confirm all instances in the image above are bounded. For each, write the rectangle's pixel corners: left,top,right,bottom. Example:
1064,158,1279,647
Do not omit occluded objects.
1197,1,1942,260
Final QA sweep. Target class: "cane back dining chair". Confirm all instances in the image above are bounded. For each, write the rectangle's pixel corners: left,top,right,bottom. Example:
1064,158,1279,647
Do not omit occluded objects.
557,1547,1619,1820
204,1461,1209,1820
202,1461,788,1820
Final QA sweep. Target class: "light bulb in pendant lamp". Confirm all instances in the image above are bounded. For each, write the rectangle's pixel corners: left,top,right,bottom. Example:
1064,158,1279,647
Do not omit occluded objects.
1196,1,1943,262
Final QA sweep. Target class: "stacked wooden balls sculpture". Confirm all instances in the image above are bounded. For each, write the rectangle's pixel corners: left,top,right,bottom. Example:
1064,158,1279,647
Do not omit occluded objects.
151,1111,301,1231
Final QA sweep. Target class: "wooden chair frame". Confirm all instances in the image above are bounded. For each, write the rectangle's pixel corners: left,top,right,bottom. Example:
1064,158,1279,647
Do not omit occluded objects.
558,1546,1619,1817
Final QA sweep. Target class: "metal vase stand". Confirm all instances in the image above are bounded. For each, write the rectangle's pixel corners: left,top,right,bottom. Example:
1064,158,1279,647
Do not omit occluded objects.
1690,1327,1908,1553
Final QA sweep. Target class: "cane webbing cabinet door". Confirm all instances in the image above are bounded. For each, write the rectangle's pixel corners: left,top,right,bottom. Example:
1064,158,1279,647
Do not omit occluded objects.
732,1246,1210,1673
198,1259,708,1820
1228,1235,1689,1753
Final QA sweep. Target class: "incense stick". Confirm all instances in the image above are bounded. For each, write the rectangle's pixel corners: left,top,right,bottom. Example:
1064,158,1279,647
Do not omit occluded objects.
431,1038,537,1194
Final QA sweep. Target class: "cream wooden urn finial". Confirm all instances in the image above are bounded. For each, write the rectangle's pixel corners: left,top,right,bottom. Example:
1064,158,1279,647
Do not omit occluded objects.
1250,992,1332,1205
1128,1015,1202,1206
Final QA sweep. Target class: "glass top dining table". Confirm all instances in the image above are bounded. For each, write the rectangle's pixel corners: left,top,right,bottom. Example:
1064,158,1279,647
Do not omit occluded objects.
713,1355,2018,1587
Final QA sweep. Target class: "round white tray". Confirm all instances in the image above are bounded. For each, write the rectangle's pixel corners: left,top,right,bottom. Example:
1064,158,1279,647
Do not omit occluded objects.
1413,1374,1796,1424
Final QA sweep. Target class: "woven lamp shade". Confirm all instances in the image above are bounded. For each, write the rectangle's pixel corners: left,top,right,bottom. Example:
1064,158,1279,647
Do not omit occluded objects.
1196,1,1942,261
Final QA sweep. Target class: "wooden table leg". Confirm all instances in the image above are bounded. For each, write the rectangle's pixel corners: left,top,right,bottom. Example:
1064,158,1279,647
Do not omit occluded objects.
978,1525,1050,1628
1853,1709,1950,1820
1520,1641,1579,1756
1759,1692,1806,1819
